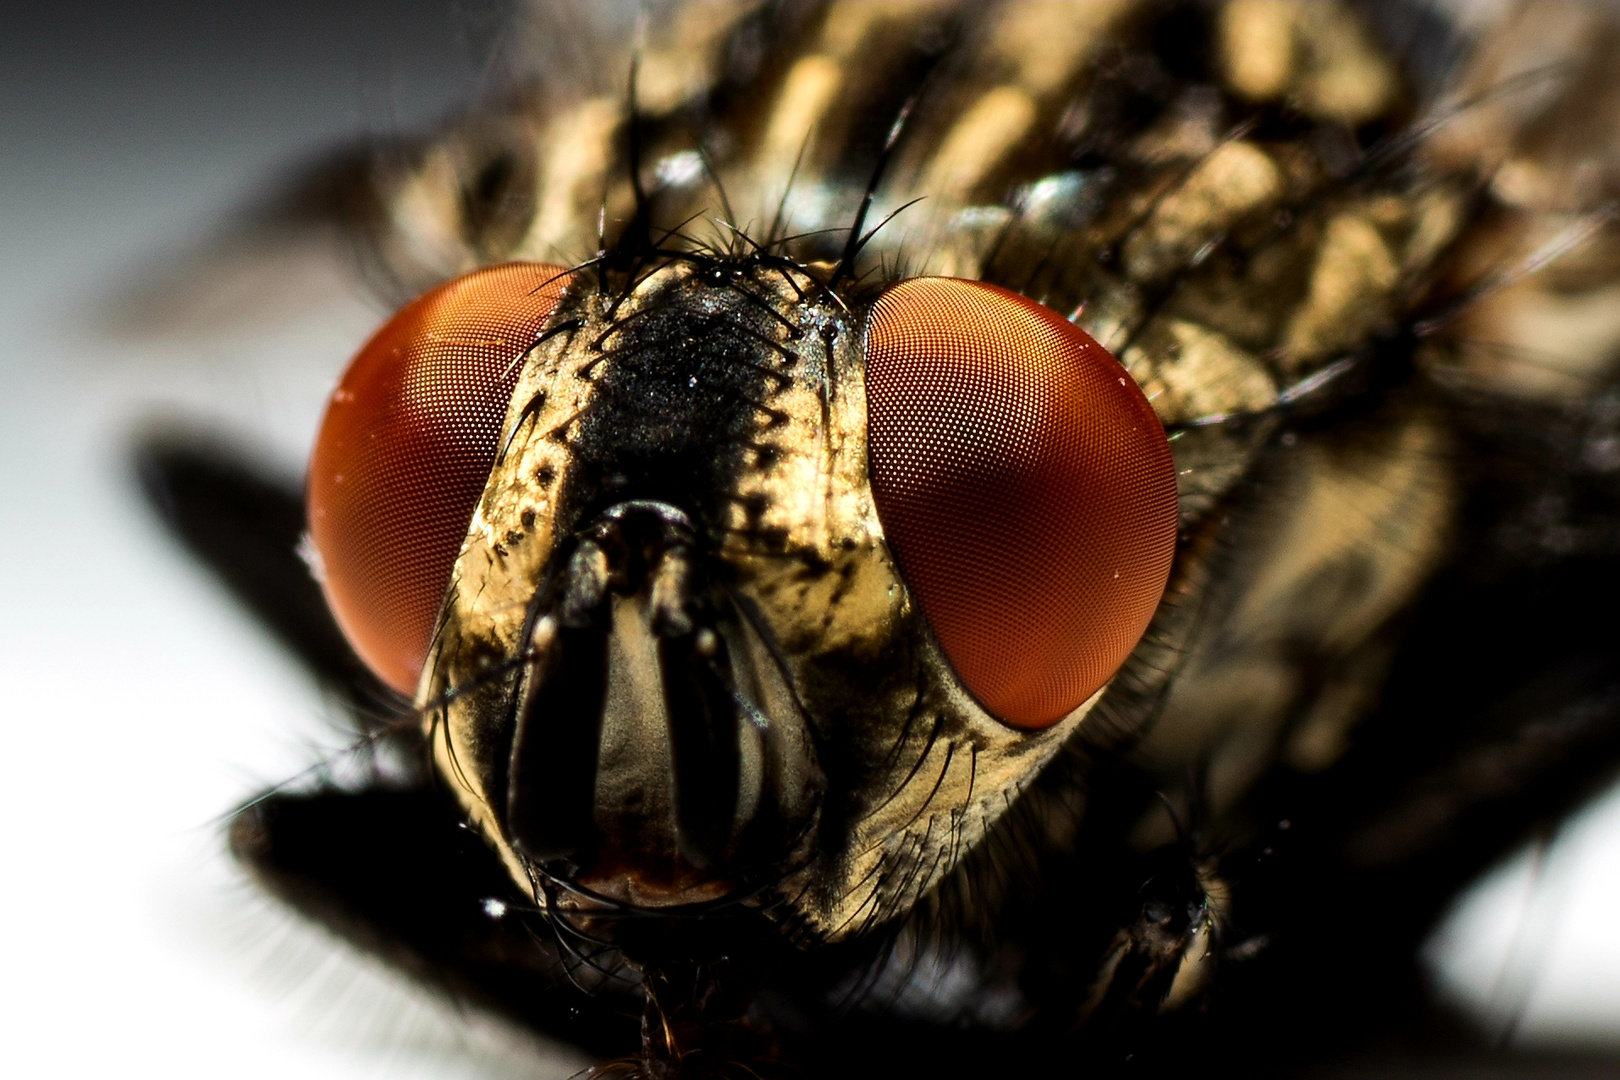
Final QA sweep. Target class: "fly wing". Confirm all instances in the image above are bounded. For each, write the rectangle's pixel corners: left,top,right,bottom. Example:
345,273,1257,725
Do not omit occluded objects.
134,432,387,709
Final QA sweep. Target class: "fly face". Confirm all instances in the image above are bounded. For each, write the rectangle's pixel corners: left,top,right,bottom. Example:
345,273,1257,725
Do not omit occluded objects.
392,251,1178,945
427,259,860,920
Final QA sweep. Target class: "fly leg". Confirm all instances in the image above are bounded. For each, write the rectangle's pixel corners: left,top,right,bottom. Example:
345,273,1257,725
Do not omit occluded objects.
231,785,641,1057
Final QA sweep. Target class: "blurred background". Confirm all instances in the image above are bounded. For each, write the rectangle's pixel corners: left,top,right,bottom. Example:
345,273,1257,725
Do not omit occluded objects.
1,1,1618,1077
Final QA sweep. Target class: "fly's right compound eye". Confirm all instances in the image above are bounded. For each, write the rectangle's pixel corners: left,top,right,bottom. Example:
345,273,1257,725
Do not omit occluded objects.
863,277,1179,729
307,262,573,695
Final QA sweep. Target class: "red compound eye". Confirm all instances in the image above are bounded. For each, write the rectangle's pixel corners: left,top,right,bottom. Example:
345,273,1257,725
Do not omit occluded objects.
864,278,1178,729
308,262,573,695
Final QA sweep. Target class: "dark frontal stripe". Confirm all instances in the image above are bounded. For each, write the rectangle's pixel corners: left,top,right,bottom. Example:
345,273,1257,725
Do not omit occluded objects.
557,266,796,536
507,624,611,863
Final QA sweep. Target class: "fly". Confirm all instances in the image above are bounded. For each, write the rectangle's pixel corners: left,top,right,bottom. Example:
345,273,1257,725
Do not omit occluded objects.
139,2,1620,1076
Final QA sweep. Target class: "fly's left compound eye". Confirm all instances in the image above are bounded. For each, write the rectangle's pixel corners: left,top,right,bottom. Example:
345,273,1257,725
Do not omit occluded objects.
864,277,1178,729
307,262,573,695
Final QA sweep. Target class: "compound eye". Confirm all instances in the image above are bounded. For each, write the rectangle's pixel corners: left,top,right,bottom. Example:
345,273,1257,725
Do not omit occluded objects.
308,263,573,694
864,278,1178,729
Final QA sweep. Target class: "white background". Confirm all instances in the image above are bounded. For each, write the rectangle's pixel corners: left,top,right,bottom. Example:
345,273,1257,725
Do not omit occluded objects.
0,2,1616,1076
